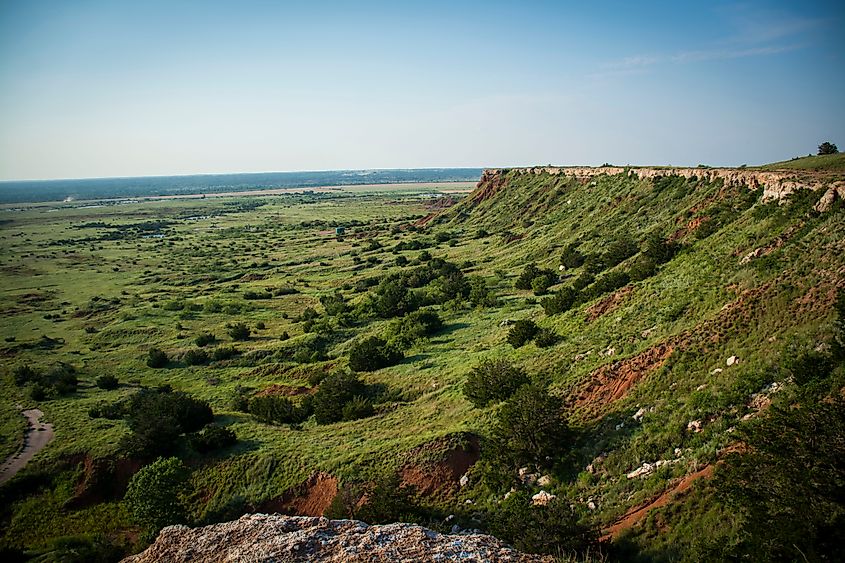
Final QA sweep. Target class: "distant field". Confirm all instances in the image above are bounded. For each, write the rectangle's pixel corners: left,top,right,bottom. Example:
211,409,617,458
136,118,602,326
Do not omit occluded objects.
0,168,483,204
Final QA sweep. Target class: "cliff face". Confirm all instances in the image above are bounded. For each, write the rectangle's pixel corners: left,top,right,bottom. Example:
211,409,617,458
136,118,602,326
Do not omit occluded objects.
122,514,551,563
475,166,845,209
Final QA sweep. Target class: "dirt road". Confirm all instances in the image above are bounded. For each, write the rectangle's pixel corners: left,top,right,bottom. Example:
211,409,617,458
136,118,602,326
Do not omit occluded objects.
0,408,54,485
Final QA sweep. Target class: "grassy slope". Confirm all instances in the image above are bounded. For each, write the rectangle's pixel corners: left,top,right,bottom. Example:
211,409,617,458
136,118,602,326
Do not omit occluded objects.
1,172,843,559
755,152,845,171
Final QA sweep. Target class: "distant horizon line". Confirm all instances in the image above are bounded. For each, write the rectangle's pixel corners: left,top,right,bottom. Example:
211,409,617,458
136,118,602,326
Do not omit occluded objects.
0,166,487,184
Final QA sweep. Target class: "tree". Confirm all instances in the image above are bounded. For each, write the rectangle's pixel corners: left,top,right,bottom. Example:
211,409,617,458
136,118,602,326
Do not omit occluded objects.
226,322,251,341
95,375,119,390
312,372,367,424
147,348,168,368
463,359,529,407
488,491,596,555
714,397,845,561
818,141,839,155
348,336,403,372
492,385,571,468
507,319,539,348
125,457,190,540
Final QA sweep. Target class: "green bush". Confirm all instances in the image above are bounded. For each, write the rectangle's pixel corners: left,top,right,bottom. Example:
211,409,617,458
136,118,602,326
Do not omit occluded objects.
147,347,169,368
183,348,208,366
248,395,308,425
211,346,239,362
188,425,237,453
226,322,251,341
492,385,571,468
12,365,37,386
533,327,558,348
714,396,845,561
312,372,366,424
560,243,585,269
541,287,575,316
515,264,556,291
124,457,190,541
349,336,403,372
531,273,554,296
463,360,529,407
468,276,497,307
387,309,443,348
95,375,119,390
194,332,216,347
488,491,596,555
507,319,539,348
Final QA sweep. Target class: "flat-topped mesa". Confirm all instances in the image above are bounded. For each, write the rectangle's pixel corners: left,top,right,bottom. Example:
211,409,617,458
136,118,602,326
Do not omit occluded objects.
477,166,845,210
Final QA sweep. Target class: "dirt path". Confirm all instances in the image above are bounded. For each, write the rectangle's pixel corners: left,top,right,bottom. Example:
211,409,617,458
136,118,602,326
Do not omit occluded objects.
0,408,54,485
601,465,714,540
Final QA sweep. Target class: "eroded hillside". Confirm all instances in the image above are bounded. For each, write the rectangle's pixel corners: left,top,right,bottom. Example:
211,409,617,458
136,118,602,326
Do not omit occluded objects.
1,164,844,561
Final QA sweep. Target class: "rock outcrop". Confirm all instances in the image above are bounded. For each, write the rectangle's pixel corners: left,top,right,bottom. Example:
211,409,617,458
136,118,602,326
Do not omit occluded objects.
122,514,551,563
476,166,844,205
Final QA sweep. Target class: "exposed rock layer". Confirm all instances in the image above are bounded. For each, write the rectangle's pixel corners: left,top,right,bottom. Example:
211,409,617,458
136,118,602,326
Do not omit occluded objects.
476,166,844,205
122,514,551,563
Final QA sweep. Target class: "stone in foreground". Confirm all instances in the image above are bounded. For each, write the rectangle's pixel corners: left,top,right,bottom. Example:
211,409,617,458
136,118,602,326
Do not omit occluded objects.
122,513,551,563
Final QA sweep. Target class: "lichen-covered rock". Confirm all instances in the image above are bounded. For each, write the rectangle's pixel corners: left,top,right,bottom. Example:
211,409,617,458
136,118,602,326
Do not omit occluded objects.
122,514,551,563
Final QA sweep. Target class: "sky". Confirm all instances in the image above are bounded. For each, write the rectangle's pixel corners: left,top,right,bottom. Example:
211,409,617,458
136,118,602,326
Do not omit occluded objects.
0,0,843,180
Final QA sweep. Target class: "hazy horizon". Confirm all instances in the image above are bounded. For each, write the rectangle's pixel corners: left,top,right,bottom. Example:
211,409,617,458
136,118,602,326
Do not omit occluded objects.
2,0,844,181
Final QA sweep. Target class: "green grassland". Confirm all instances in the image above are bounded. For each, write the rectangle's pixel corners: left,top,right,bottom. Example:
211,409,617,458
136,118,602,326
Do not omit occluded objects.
755,151,845,171
1,170,843,560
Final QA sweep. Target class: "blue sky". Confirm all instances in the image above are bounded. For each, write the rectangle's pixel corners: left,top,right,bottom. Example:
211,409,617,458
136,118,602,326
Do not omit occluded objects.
1,0,843,180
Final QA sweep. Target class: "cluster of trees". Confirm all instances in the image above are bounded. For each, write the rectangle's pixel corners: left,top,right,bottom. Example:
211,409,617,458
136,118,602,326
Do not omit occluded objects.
541,234,679,316
506,319,557,348
243,372,377,426
88,386,229,458
514,263,556,295
12,363,79,400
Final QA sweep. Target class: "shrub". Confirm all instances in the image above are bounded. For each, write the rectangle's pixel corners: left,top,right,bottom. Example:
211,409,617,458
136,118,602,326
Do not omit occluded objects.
370,278,420,318
603,238,638,267
125,457,190,541
463,360,529,408
468,276,497,307
95,375,119,390
714,397,845,560
531,273,554,296
541,288,575,316
183,348,208,366
194,332,216,347
320,291,348,316
248,395,308,425
641,233,679,264
533,327,558,348
515,264,554,291
349,336,403,372
488,491,597,556
226,322,251,341
211,346,239,362
312,372,366,424
12,365,37,386
560,243,585,269
387,309,443,348
147,348,169,368
507,320,538,348
492,385,570,468
818,141,838,155
189,425,237,453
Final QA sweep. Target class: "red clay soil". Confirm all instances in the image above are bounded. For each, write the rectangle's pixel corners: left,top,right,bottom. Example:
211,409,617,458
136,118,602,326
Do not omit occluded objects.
66,455,146,509
570,342,674,418
586,285,634,322
602,464,715,540
467,170,508,206
257,472,339,517
400,435,481,498
669,216,706,241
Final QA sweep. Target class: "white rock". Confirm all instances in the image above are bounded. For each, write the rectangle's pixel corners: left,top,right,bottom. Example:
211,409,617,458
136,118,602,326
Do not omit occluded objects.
712,368,723,375
632,407,647,421
687,419,703,432
537,475,553,487
531,490,556,506
726,355,739,366
459,474,469,487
